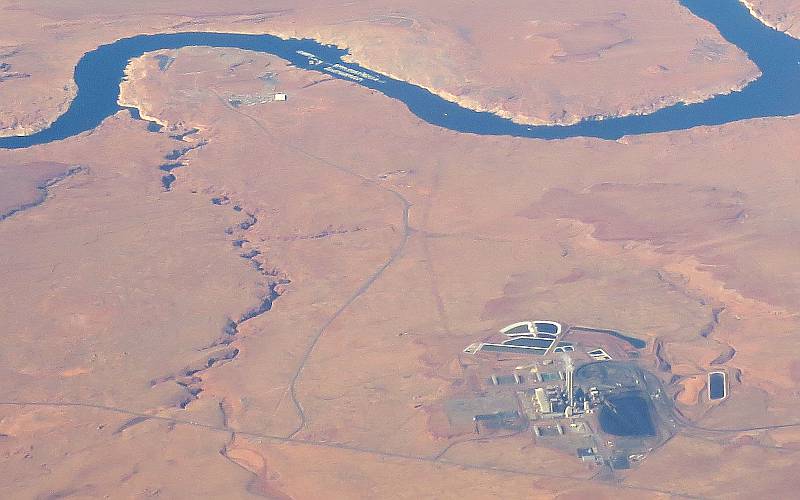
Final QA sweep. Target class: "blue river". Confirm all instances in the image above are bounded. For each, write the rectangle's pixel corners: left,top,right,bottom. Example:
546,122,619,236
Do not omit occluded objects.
1,0,799,149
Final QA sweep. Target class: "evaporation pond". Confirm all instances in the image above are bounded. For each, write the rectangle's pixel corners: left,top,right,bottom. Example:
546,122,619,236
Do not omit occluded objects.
534,322,559,334
504,337,553,348
709,372,727,400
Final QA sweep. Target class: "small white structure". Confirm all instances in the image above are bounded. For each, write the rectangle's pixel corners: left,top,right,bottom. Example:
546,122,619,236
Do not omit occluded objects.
534,387,552,414
274,93,287,101
588,348,612,361
463,343,482,354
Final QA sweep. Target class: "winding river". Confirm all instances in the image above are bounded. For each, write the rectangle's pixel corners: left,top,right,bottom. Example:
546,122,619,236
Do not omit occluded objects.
1,0,799,149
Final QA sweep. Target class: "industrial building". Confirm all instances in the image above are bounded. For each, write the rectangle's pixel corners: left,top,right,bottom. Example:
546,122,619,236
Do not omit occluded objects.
451,319,677,470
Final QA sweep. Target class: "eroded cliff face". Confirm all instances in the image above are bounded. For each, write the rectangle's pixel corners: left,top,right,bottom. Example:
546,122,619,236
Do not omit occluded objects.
741,0,800,38
1,0,760,137
0,43,77,138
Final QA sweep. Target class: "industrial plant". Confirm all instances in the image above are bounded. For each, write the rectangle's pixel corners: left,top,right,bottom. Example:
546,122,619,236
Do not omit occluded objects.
450,320,700,471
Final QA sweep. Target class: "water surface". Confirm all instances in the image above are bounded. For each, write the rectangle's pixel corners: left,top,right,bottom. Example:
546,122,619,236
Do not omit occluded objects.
1,0,798,150
709,372,727,400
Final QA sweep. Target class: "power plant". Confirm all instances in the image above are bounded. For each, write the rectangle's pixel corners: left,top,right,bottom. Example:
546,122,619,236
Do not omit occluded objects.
454,319,679,470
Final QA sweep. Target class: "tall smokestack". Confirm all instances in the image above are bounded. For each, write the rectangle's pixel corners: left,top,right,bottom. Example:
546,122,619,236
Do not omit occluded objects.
567,367,573,408
563,355,574,410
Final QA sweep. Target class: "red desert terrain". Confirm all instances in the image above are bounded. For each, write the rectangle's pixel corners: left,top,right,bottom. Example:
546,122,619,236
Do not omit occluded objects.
2,1,800,498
